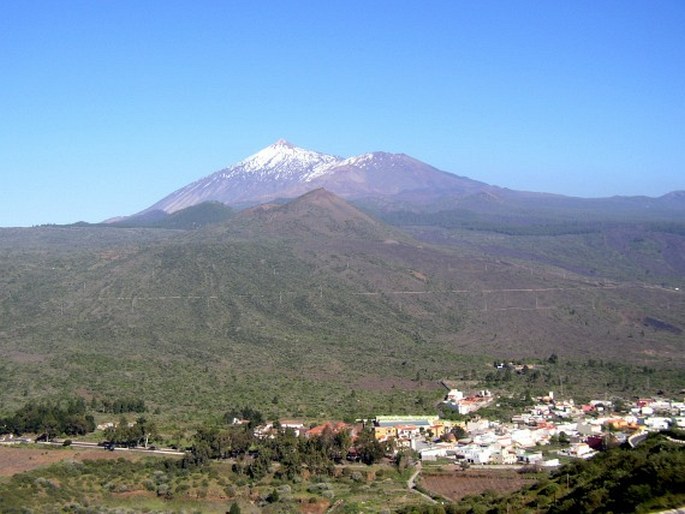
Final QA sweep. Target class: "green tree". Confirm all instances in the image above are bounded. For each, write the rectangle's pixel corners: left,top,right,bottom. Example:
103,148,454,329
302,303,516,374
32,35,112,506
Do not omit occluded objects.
450,425,467,440
247,450,271,481
333,429,352,462
355,427,386,465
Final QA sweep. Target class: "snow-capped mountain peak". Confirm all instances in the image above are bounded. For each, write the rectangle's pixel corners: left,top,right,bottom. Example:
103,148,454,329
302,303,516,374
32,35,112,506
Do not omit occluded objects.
230,139,342,180
137,140,495,216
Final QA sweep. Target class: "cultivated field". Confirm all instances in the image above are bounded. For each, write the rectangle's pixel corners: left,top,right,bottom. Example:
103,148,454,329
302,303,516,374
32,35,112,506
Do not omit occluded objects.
420,467,536,502
0,445,151,477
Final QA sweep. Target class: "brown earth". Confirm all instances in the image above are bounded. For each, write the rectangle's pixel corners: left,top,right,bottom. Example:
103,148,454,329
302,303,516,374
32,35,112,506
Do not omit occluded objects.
297,498,332,514
0,446,149,477
420,468,535,502
2,350,47,364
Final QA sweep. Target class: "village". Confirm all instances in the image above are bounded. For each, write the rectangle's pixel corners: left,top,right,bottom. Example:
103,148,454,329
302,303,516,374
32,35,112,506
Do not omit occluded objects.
2,386,684,470
218,386,685,469
1,384,684,513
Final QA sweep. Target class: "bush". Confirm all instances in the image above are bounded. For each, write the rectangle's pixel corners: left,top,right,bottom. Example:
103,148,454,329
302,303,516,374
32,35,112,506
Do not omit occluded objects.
307,482,332,493
156,483,170,497
276,484,292,495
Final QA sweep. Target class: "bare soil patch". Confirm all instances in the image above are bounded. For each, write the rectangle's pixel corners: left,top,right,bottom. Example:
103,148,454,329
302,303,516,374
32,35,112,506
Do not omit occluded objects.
3,350,47,364
297,499,331,513
0,446,146,477
420,468,535,502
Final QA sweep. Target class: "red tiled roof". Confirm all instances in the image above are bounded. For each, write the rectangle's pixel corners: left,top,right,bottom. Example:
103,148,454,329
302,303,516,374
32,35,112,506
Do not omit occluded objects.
305,421,350,438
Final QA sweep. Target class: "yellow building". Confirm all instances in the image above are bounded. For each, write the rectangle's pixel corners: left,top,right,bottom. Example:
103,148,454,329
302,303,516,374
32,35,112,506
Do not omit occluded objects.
374,425,396,441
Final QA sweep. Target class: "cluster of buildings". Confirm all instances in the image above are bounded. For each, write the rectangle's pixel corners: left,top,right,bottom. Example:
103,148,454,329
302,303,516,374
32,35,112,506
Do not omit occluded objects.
57,388,673,470
372,415,452,445
230,388,685,469
252,420,356,440
371,391,685,467
11,386,679,468
443,389,494,415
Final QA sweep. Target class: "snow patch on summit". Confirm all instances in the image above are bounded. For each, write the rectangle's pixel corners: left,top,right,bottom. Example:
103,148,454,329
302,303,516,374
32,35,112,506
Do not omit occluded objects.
223,140,343,182
337,152,408,170
338,153,376,169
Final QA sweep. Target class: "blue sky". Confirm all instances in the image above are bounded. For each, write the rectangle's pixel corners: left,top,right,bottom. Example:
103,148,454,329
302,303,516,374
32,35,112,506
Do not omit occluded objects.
1,1,684,226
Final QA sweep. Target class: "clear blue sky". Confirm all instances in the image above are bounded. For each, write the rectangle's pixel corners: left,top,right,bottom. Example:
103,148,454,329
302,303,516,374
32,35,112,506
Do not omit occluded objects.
2,1,684,226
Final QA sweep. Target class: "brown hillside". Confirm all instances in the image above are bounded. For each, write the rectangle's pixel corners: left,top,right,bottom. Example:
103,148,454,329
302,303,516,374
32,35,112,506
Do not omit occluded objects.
234,188,407,241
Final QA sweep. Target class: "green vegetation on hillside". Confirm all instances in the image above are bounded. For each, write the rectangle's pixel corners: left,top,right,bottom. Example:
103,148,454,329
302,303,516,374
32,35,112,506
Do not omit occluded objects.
0,398,95,439
111,201,235,229
1,193,684,429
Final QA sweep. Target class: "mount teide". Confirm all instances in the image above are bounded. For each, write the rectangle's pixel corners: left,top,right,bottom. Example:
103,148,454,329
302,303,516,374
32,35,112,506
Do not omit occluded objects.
131,139,684,225
137,139,497,216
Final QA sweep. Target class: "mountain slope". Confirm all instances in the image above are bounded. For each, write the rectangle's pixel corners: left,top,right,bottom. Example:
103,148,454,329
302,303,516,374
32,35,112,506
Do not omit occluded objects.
308,151,494,198
143,140,344,213
113,202,234,229
1,191,684,421
226,188,409,241
137,140,496,215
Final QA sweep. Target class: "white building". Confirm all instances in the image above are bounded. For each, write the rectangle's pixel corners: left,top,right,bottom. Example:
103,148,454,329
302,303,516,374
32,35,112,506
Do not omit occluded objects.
419,443,454,461
489,446,517,465
644,417,671,431
563,442,596,459
511,429,536,448
459,444,492,464
446,389,464,402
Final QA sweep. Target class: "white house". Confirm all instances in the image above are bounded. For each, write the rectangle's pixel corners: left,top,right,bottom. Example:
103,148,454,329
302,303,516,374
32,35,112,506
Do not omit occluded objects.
420,443,454,461
564,442,595,459
511,429,536,448
644,417,671,431
459,444,492,464
446,389,464,402
489,446,517,465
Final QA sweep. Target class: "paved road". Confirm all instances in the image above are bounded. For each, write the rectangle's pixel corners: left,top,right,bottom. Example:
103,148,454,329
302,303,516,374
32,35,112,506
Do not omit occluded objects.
39,440,185,456
628,431,649,448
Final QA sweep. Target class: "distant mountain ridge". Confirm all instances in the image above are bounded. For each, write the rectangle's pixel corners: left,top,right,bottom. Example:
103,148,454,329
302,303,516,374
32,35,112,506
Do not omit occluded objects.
128,139,684,226
137,139,499,216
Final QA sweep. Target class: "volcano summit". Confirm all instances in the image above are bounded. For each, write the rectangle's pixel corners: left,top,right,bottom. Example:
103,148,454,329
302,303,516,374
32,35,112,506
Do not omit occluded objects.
139,139,494,215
